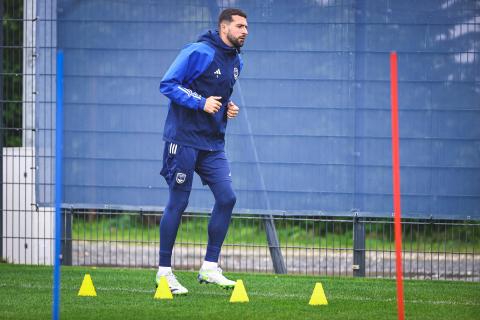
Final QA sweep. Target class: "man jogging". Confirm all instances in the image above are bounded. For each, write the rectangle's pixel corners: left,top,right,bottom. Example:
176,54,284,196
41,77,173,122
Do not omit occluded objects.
156,8,248,294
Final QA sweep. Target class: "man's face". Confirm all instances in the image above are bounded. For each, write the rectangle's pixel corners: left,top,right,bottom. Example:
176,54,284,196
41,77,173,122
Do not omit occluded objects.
223,15,248,48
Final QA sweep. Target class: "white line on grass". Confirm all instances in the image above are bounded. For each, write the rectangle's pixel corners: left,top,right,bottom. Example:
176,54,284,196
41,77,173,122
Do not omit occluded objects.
2,283,479,307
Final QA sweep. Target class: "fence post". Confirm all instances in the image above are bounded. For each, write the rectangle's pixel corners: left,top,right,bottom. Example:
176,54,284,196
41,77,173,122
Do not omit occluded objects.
353,215,366,277
264,215,287,274
62,208,73,265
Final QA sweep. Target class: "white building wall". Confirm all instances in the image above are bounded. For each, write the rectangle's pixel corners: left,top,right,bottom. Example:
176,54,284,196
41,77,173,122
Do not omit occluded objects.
2,147,54,265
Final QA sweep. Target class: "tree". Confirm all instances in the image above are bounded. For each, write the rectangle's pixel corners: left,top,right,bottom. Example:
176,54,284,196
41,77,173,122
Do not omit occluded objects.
1,0,23,147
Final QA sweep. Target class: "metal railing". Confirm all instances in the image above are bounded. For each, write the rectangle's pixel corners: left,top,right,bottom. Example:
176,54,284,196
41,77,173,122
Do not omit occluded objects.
56,209,480,281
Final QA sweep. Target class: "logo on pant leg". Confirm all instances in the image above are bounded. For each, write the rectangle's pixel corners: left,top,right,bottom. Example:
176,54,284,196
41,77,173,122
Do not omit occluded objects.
176,172,186,184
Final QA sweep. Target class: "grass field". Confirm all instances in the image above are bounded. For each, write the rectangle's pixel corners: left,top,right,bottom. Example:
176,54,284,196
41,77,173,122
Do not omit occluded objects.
0,264,479,320
72,215,480,252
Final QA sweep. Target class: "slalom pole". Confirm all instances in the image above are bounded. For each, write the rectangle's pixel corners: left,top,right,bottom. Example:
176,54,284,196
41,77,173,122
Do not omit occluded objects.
53,50,64,320
390,51,405,320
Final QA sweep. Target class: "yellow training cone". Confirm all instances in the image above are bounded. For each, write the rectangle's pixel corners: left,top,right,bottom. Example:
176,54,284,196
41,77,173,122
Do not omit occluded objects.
309,282,328,306
78,274,97,297
230,280,249,303
154,276,173,300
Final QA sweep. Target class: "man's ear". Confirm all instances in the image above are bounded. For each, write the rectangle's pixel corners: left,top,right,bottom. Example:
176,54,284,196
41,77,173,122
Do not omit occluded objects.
220,22,228,33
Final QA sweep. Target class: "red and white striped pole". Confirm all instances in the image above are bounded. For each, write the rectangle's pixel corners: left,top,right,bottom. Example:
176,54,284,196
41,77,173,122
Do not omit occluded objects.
390,51,405,320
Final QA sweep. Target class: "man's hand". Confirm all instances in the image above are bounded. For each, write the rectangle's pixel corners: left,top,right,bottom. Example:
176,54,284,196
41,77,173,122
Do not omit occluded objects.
203,96,222,114
227,101,239,119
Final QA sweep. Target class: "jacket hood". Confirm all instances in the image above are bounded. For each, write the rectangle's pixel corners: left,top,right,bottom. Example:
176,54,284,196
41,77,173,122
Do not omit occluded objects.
197,30,240,54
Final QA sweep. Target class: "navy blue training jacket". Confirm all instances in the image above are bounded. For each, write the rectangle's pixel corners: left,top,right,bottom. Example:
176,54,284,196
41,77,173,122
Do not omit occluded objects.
159,30,243,151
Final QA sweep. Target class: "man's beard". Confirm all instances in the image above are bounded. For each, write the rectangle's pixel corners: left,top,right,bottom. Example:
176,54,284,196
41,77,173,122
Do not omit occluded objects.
227,32,245,48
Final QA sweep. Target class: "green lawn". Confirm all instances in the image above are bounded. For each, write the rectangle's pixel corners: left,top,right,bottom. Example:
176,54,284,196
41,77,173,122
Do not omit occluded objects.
0,264,479,320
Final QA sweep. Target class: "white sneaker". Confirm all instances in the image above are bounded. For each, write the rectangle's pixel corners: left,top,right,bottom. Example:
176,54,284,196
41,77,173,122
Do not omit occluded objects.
197,267,236,289
156,271,188,295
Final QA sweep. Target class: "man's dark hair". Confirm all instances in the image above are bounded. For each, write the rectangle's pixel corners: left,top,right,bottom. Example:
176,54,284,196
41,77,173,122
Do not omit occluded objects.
218,8,247,27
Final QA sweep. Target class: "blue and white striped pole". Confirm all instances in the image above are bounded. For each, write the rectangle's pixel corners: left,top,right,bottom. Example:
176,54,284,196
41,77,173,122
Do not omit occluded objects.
53,50,64,320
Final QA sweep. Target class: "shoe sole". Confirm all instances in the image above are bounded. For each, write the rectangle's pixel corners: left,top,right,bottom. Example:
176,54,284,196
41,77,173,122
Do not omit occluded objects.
155,283,188,295
198,277,235,290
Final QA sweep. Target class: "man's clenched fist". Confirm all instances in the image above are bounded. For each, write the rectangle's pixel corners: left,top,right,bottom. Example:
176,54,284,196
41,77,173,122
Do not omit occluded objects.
203,96,222,114
227,101,239,119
